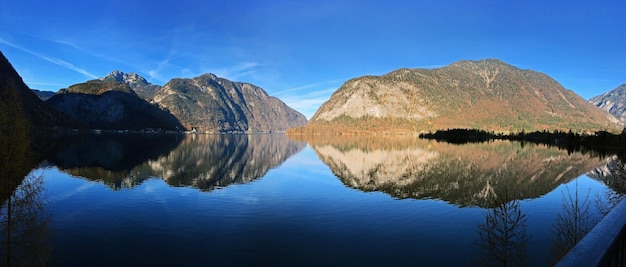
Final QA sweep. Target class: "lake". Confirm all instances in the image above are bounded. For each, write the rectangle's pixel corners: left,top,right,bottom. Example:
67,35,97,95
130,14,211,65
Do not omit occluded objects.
1,133,624,266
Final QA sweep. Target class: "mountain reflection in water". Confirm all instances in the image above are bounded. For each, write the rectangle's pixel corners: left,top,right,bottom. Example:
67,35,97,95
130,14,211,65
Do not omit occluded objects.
296,136,608,207
44,133,306,191
3,132,626,266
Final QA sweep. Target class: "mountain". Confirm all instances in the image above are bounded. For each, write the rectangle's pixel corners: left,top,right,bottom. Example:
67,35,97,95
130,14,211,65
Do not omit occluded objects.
44,134,305,191
57,79,135,95
297,136,606,207
153,73,307,133
589,84,626,124
100,70,161,101
31,89,55,101
292,59,620,134
0,51,84,129
46,80,183,131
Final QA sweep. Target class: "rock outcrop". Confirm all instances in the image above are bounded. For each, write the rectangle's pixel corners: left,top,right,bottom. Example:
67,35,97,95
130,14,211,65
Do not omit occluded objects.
100,70,161,101
589,84,626,124
153,73,307,132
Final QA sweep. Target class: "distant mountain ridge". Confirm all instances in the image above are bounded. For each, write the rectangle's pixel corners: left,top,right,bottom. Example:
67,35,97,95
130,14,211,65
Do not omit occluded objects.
589,84,626,124
31,89,55,101
292,59,620,134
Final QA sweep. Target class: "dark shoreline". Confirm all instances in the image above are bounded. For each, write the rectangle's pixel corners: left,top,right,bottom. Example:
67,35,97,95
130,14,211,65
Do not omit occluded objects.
419,128,626,160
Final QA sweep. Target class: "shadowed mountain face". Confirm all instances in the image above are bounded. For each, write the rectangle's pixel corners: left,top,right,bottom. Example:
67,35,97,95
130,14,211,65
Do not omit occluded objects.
46,80,184,131
0,91,36,206
0,51,83,129
293,59,620,134
589,84,626,124
43,133,184,171
153,73,307,133
295,136,607,207
44,134,305,191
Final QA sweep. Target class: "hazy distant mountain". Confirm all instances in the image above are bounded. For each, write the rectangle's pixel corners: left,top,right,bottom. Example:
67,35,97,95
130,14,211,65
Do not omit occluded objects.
0,51,84,129
589,84,626,124
153,73,307,132
292,59,620,134
47,80,183,131
31,89,55,101
100,70,161,101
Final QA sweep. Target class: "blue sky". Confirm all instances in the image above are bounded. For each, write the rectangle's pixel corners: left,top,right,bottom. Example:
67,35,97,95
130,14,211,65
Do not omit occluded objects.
1,0,624,118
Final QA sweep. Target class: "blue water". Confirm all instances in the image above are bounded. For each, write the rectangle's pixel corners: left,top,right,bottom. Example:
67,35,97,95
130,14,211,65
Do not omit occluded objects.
4,135,621,266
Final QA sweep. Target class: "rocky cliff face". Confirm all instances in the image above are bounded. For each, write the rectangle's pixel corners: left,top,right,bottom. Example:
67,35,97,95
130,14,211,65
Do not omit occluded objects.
589,84,626,124
100,70,161,101
153,73,307,132
296,59,620,134
47,80,183,131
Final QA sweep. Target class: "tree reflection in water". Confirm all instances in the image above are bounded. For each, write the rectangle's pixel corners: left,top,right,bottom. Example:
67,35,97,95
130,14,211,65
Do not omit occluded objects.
0,174,51,267
548,157,626,264
476,173,530,267
0,81,51,266
550,179,596,265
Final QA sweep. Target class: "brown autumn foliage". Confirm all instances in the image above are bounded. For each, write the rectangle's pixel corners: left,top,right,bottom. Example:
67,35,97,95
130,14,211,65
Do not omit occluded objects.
292,59,621,135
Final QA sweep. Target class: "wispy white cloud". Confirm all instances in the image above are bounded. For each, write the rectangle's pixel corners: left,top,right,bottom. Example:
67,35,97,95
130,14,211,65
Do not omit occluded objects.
269,79,346,119
52,38,127,66
204,61,261,80
0,38,97,79
148,59,171,82
47,179,98,203
278,87,337,119
273,78,345,96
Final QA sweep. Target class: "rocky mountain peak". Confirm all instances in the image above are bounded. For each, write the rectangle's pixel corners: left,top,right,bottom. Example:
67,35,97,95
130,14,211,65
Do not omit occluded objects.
100,70,160,101
590,84,626,124
593,84,626,100
101,70,149,86
197,73,218,81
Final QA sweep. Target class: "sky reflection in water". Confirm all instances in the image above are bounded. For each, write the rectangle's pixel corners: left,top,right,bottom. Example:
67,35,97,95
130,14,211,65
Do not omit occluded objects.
4,134,622,266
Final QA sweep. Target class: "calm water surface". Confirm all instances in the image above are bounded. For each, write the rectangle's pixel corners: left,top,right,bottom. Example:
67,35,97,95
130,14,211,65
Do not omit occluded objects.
2,134,625,266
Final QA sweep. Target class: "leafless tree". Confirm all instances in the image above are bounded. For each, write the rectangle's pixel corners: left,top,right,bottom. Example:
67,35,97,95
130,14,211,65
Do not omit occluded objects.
0,173,51,267
477,182,529,267
550,180,597,265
